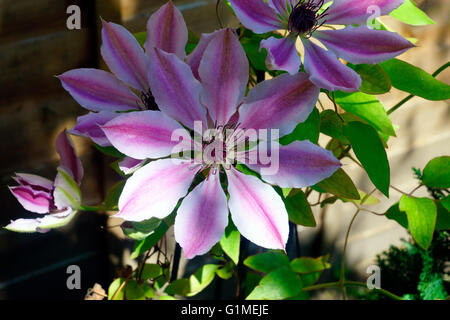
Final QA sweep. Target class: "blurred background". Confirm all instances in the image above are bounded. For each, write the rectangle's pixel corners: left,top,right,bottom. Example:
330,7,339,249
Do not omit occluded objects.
0,0,448,299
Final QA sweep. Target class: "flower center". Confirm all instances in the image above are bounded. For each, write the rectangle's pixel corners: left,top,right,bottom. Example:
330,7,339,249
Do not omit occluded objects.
140,89,159,110
288,0,327,36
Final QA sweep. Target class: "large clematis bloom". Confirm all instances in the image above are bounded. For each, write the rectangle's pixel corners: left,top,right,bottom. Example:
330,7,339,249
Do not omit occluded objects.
229,0,415,92
58,2,188,150
6,130,83,233
101,28,341,259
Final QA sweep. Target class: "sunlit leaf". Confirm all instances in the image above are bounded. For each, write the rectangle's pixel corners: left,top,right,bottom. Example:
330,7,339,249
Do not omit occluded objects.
219,220,240,264
284,189,316,227
348,64,391,95
290,255,331,274
317,168,360,200
390,0,435,26
244,252,290,273
422,156,450,189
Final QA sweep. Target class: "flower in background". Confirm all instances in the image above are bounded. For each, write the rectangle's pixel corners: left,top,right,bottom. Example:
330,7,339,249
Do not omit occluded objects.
5,130,83,233
101,28,341,259
229,0,415,92
58,2,188,151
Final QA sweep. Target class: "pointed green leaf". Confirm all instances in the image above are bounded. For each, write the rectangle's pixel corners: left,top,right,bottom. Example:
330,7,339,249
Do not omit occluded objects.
279,108,320,145
290,255,331,274
348,64,392,95
165,264,218,297
335,91,396,136
422,156,450,188
390,0,435,26
320,110,349,143
121,218,161,241
343,121,390,197
399,196,437,250
380,59,450,101
244,252,290,273
284,189,316,227
220,220,240,264
317,168,360,200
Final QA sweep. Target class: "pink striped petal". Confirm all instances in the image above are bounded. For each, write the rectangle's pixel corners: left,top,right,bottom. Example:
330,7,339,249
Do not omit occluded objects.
186,30,221,80
116,159,199,221
314,26,414,64
229,0,283,33
14,173,53,192
199,29,249,126
325,0,404,25
145,2,188,60
226,168,289,250
101,20,149,91
148,48,207,128
56,130,83,185
10,186,53,214
70,112,119,147
118,157,145,175
102,110,191,160
58,69,140,112
301,38,361,92
248,140,341,188
260,35,301,75
239,72,320,136
174,173,228,259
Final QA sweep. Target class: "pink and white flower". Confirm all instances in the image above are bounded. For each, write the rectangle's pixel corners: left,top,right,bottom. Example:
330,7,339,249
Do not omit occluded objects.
229,0,415,92
101,28,341,258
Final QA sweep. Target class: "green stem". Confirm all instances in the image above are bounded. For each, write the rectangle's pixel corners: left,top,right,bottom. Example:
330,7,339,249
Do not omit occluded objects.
79,205,100,212
302,281,404,300
387,61,450,115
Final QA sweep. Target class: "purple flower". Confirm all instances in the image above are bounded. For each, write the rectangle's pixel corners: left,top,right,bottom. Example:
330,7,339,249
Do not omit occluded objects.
229,0,415,92
58,2,188,147
101,28,341,258
6,130,83,233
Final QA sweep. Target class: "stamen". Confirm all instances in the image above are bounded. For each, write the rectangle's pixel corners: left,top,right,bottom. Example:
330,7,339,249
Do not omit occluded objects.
288,0,328,38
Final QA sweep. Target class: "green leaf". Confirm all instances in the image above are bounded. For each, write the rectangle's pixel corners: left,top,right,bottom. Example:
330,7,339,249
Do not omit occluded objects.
390,0,435,26
142,284,155,299
94,144,125,158
317,168,360,200
422,156,450,188
284,189,316,227
320,110,349,143
386,203,408,229
101,180,125,211
219,220,240,264
121,218,161,241
334,91,396,136
441,195,450,212
216,262,234,280
141,264,163,280
240,30,277,72
279,108,320,145
343,121,390,197
130,213,175,259
165,264,218,297
244,252,290,273
436,201,450,231
246,266,303,300
399,196,437,250
186,28,200,55
380,59,450,101
108,278,125,300
125,280,146,300
290,255,331,274
134,31,146,46
348,64,392,95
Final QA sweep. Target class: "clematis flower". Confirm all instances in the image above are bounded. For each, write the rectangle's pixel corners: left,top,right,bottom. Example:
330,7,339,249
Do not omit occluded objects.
229,0,415,92
101,28,341,259
58,2,188,148
5,130,83,233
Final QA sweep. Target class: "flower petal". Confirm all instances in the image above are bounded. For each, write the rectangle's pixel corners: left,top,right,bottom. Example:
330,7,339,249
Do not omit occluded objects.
102,110,192,160
199,29,249,126
5,209,76,233
174,173,228,259
239,72,320,136
325,0,404,25
260,35,301,75
101,20,149,91
145,1,188,60
70,112,119,147
10,186,53,214
14,173,53,192
118,157,146,175
58,69,140,112
226,167,289,250
186,30,221,80
267,0,290,18
116,159,199,221
301,38,361,92
247,140,341,188
314,26,414,64
229,0,283,33
148,48,207,128
55,130,84,184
